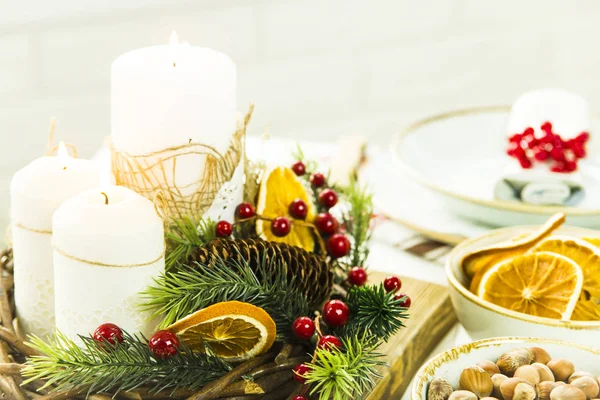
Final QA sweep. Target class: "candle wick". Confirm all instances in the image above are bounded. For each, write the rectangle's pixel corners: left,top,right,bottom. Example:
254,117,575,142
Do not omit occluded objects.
188,138,192,144
100,192,109,205
173,62,176,67
62,166,67,170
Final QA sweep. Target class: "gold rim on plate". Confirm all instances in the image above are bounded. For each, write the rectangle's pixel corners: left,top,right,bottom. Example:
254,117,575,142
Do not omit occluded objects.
391,105,600,216
411,336,600,400
445,224,600,330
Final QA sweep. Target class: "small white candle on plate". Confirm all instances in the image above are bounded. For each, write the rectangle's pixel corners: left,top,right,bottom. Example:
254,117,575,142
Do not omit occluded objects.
53,186,164,340
10,143,102,337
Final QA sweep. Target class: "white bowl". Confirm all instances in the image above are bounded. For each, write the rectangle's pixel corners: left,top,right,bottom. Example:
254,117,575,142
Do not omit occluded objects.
412,337,600,400
392,106,600,228
446,225,600,347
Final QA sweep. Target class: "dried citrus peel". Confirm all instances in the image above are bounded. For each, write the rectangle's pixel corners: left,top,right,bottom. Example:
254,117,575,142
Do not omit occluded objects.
464,212,565,292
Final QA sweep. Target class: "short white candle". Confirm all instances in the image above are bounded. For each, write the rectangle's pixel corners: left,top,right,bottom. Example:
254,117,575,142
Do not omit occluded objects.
53,186,164,340
10,144,102,337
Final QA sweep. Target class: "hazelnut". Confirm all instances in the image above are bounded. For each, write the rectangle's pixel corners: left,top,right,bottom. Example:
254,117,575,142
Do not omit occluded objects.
569,372,597,384
492,374,509,398
547,359,575,382
537,381,564,400
570,376,600,399
513,382,537,400
550,384,586,400
532,363,555,382
459,366,493,398
448,390,478,400
500,377,531,400
478,360,501,376
528,347,552,364
514,365,541,385
497,349,533,376
428,377,454,400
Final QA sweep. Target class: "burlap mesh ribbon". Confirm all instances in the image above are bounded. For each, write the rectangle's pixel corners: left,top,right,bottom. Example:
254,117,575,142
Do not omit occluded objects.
111,105,254,223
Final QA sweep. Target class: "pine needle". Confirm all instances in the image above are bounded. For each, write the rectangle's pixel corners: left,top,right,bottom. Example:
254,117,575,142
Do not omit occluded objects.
139,252,310,338
165,217,216,270
22,330,230,396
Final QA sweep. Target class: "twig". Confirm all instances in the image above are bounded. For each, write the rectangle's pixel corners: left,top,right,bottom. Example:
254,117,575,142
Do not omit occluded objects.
261,379,300,400
0,362,23,375
35,386,86,400
187,350,275,400
0,338,27,400
274,343,293,364
0,286,13,333
217,371,293,398
0,325,41,356
249,357,309,380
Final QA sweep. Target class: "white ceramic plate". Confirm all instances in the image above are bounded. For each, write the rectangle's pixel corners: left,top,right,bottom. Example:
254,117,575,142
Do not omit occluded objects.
393,106,600,228
362,150,491,244
412,337,600,400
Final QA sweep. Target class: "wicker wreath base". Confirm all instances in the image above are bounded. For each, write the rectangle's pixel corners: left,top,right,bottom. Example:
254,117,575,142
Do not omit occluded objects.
0,249,310,400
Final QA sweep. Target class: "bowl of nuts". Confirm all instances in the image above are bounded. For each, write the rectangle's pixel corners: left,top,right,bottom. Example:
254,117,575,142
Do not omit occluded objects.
412,337,600,400
446,214,600,347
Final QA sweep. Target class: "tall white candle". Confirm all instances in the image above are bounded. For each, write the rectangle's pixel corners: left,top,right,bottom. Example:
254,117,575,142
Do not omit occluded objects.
10,144,102,337
53,186,164,340
111,31,236,156
111,31,242,222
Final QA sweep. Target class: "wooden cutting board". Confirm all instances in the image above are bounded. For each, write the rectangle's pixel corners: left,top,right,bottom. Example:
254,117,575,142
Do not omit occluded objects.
366,272,458,399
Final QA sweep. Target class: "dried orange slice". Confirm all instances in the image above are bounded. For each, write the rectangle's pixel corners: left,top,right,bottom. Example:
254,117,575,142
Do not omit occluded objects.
256,166,315,251
530,236,600,321
167,301,276,361
464,213,565,293
478,252,583,320
583,237,600,249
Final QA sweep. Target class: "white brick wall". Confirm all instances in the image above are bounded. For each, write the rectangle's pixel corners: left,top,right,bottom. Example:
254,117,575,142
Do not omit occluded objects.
1,0,600,230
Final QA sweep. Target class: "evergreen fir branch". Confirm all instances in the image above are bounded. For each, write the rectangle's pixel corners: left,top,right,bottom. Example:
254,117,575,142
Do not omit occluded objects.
339,283,409,341
139,252,310,338
22,330,231,396
165,217,216,270
340,176,374,268
305,335,384,400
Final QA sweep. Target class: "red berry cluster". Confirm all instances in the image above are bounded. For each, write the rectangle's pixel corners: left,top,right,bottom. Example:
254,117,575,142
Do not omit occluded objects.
291,161,351,259
384,276,412,308
93,323,180,359
507,122,589,173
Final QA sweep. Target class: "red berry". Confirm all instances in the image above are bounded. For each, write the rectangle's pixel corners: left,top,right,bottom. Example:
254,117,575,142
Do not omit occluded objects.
394,293,412,308
506,142,525,157
270,217,291,237
317,335,342,350
293,396,308,400
327,234,350,258
318,189,338,209
541,121,552,132
93,323,124,346
384,276,402,293
565,160,577,172
293,363,311,384
215,220,233,237
348,266,367,286
522,134,537,148
149,330,180,359
522,127,534,136
315,213,338,235
533,148,548,161
288,198,308,220
291,161,306,176
508,133,523,143
550,147,565,161
236,202,255,219
310,173,327,188
322,299,350,328
576,132,590,143
292,317,315,340
551,163,567,173
518,156,532,169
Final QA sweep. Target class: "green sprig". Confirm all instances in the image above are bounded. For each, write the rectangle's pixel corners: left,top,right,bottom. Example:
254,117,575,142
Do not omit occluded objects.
139,252,310,338
22,330,230,396
340,283,409,341
305,335,384,400
165,217,216,270
339,176,373,269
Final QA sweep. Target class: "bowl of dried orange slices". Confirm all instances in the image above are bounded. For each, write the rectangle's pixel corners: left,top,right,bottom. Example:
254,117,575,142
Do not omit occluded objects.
446,213,600,346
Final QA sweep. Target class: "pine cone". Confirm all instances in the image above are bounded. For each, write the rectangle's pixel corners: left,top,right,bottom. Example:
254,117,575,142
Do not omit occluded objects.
188,238,334,308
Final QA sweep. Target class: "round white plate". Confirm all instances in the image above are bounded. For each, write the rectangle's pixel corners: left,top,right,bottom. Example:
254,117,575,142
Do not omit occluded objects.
362,150,490,244
393,106,600,228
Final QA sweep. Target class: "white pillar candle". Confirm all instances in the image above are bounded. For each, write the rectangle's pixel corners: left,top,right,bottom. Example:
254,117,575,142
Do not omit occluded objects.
53,186,164,340
10,144,102,337
111,31,237,191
